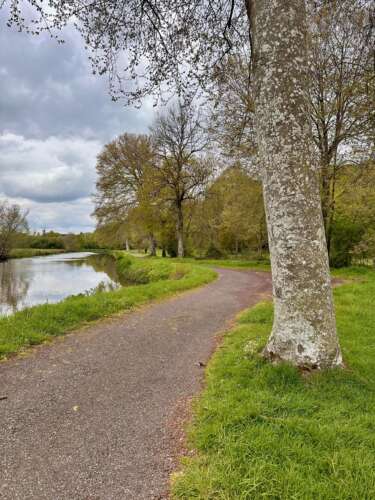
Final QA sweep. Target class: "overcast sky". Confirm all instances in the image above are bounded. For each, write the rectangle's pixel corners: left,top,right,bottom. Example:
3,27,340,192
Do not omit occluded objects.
0,12,156,233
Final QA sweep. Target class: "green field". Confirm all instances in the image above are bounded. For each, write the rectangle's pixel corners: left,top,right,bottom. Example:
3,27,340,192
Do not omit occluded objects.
172,266,375,499
0,255,216,359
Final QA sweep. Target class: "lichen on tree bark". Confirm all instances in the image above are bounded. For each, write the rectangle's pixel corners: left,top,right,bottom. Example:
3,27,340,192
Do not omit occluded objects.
251,0,343,369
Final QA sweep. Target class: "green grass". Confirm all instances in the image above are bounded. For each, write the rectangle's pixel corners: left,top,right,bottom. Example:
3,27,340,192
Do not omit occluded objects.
175,257,271,271
0,256,216,359
116,253,190,283
9,248,67,259
172,266,375,499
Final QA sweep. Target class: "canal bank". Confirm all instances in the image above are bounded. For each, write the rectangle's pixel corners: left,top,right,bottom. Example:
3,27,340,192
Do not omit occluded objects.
0,254,216,359
0,252,122,316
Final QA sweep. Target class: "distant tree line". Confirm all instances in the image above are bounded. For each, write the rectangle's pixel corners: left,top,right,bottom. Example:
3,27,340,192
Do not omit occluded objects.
0,218,104,259
14,230,101,253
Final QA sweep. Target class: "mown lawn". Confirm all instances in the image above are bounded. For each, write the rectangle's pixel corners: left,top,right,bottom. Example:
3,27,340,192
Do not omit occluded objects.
172,266,375,499
0,256,216,359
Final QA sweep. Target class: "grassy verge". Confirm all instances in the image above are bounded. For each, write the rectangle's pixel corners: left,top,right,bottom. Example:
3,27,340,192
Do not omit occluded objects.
175,257,271,271
0,256,216,359
9,248,67,259
116,253,190,283
172,266,375,499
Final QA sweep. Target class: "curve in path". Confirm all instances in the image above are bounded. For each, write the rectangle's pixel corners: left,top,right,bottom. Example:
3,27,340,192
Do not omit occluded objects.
0,268,272,500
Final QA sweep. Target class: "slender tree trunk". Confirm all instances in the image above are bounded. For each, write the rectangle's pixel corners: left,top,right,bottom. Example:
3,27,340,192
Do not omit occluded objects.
321,162,331,232
251,0,342,369
256,227,263,258
176,203,184,258
149,233,157,256
125,238,130,252
326,161,338,256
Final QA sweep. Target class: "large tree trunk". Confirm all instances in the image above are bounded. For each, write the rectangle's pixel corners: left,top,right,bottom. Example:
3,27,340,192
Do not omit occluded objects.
176,203,184,258
251,0,342,369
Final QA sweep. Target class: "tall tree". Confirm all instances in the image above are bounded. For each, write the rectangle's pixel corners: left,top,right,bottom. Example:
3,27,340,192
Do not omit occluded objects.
209,0,374,257
309,0,374,253
251,0,342,368
5,0,350,368
93,133,159,255
151,103,212,257
0,201,29,261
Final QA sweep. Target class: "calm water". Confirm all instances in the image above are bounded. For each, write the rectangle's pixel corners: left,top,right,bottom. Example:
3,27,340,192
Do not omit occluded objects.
0,252,123,316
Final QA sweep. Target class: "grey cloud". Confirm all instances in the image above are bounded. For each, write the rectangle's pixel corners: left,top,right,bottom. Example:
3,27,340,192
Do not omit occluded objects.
0,15,155,141
0,13,157,232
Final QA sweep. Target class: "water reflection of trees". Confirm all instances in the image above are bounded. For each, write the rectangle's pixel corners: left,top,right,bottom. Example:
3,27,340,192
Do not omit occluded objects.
67,254,122,285
0,254,122,315
87,255,122,284
0,261,31,314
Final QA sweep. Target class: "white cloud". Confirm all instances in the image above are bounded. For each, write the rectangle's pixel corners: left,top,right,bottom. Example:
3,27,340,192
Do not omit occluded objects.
0,194,96,234
0,133,101,203
0,133,101,232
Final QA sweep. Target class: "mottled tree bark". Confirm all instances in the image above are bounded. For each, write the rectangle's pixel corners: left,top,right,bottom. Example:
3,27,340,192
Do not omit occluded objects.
251,0,342,368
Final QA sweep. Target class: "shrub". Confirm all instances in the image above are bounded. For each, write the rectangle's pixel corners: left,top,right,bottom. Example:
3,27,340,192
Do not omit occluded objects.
205,242,226,259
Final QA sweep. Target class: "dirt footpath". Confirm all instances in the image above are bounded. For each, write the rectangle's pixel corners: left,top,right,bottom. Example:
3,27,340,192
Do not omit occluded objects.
0,268,272,500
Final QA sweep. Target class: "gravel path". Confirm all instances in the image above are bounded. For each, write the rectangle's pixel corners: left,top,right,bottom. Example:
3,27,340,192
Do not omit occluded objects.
0,268,271,500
